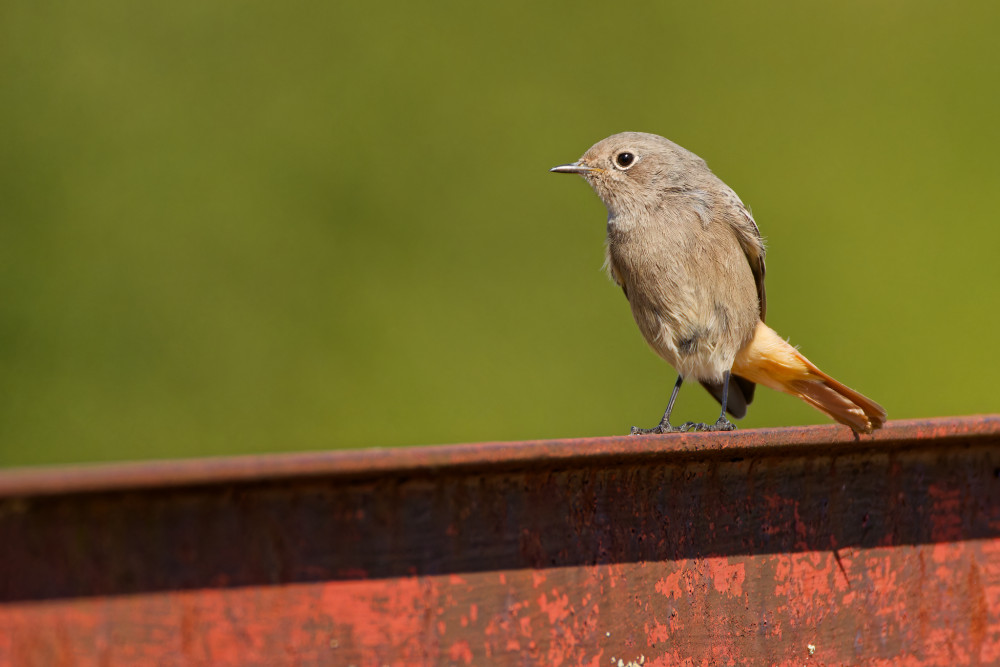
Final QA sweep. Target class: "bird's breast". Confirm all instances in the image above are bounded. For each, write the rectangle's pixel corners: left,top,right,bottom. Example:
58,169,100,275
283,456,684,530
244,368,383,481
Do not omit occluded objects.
605,216,759,382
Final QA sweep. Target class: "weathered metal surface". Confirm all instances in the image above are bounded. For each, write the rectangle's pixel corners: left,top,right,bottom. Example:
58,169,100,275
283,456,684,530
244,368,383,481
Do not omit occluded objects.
0,415,998,665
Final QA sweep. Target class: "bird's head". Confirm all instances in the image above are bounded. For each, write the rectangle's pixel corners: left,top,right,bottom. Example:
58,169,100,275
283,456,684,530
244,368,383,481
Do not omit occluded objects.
550,131,707,218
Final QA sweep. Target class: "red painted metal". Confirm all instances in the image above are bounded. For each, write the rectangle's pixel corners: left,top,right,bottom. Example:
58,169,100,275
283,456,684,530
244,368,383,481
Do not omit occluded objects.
1,416,999,665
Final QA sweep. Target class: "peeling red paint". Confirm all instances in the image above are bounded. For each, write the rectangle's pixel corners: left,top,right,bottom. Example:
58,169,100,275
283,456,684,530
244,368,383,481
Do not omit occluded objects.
0,416,999,664
447,639,473,664
704,556,746,595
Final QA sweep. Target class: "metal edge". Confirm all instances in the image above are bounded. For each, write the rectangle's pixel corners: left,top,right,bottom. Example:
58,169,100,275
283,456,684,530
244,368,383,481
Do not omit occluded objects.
0,415,997,499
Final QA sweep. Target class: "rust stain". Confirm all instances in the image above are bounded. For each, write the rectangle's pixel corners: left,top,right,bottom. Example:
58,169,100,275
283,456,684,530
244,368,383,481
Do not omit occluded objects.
968,560,988,664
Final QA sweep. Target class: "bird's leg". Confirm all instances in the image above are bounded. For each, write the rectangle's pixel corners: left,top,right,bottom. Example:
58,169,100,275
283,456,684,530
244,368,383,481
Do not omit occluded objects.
712,371,737,431
686,370,738,432
631,375,685,435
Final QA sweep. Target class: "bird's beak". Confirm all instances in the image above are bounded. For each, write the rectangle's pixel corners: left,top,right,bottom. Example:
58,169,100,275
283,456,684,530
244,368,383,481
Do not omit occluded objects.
549,161,599,174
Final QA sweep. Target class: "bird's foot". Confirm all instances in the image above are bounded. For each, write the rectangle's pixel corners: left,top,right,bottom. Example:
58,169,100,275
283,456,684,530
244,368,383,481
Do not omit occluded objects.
630,422,683,435
675,418,737,433
679,421,709,432
698,417,736,432
631,417,736,435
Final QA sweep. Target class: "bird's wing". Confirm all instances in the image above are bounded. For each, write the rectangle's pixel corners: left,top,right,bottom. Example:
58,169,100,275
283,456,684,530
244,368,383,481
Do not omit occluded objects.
603,243,628,299
726,193,767,322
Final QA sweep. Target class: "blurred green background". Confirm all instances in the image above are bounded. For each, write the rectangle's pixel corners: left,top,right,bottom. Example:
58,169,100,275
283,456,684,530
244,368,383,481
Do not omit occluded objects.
2,2,998,466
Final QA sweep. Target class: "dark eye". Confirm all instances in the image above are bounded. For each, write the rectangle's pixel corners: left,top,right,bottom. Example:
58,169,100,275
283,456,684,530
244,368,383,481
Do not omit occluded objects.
615,152,635,169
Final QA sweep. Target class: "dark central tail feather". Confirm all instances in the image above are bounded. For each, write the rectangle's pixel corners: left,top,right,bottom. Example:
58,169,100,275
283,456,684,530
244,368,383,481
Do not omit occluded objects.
700,374,756,419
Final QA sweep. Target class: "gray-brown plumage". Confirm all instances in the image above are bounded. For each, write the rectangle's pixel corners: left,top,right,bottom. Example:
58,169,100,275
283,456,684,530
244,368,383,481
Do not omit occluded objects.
551,132,886,434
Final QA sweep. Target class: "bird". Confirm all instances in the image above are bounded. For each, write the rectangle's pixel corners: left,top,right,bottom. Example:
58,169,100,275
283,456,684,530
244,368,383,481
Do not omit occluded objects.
550,131,886,434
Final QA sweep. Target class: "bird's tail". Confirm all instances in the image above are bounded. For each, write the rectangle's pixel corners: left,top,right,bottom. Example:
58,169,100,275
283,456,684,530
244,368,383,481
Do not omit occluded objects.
732,322,887,433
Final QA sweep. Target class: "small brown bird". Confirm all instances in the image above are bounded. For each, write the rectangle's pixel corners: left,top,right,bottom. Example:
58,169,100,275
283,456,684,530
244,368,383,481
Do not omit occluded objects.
551,132,886,434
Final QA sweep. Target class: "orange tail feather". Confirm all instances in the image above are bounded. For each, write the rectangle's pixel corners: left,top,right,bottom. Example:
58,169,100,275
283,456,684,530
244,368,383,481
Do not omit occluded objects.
733,322,886,433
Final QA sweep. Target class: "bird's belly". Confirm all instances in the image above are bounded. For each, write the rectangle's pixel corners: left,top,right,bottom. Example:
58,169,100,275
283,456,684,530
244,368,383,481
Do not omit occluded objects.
607,228,758,382
630,300,750,383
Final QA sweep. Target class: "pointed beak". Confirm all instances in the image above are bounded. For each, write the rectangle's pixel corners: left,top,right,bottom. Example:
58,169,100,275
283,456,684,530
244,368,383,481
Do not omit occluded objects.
549,161,598,174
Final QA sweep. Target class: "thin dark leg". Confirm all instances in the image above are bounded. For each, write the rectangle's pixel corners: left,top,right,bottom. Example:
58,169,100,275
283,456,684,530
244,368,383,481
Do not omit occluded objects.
662,374,683,423
711,370,736,431
630,375,684,435
652,371,736,433
718,371,730,416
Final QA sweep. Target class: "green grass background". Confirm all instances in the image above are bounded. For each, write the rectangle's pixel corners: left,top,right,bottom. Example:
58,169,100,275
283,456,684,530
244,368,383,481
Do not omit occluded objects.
2,2,998,466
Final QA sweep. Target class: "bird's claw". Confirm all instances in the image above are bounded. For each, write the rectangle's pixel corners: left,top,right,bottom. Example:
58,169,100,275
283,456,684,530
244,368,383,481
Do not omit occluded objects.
630,422,682,435
711,417,737,431
631,418,736,435
684,418,737,432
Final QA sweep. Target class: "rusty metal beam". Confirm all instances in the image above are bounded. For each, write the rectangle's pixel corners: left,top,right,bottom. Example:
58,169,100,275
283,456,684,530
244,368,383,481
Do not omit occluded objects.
1,416,999,665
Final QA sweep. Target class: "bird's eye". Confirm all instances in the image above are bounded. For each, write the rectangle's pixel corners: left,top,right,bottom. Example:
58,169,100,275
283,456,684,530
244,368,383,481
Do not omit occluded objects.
615,152,635,169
